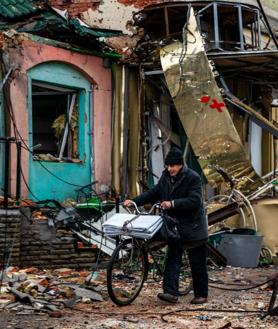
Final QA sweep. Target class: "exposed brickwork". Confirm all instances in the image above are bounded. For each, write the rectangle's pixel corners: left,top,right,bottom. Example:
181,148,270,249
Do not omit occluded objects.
0,210,98,268
0,209,21,266
47,0,100,17
117,0,161,8
0,33,5,49
20,217,97,268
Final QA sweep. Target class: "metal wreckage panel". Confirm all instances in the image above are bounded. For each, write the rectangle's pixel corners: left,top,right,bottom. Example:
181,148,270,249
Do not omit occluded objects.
160,8,263,193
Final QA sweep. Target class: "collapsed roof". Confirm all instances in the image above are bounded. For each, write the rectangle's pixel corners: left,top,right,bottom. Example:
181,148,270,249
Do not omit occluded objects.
0,0,122,57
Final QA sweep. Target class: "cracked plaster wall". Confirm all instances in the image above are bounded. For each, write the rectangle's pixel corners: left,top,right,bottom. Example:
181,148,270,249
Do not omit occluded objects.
2,35,112,199
81,0,138,34
47,0,277,34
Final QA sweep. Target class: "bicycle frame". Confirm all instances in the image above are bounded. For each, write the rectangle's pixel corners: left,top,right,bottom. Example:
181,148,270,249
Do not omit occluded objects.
106,199,193,306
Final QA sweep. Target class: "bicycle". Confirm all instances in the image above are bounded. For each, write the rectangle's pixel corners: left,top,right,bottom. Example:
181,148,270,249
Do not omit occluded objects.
106,202,192,306
75,180,114,221
207,165,257,231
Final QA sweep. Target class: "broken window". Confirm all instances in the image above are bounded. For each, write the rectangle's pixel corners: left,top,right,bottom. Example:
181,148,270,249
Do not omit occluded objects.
134,4,189,41
197,3,261,52
32,81,79,161
134,3,262,63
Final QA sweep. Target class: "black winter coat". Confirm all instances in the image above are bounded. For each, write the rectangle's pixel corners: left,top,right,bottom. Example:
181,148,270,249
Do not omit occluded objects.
133,166,208,242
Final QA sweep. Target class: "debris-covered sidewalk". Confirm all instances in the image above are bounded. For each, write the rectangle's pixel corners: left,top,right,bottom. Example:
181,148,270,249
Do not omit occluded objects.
0,265,277,329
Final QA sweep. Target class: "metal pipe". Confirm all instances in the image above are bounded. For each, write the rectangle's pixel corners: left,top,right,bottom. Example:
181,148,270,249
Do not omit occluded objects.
121,66,129,195
164,6,169,37
257,9,261,49
235,189,258,231
261,168,278,180
213,2,220,50
237,5,244,50
4,139,10,208
89,86,95,184
251,21,254,48
273,136,276,197
248,177,277,200
16,141,21,202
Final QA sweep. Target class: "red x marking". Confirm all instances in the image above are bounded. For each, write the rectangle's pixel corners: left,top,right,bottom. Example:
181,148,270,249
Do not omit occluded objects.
200,95,225,113
209,98,225,112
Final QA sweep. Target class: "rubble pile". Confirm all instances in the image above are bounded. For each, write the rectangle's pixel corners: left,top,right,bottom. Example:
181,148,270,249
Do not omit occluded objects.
0,196,18,208
0,266,106,318
0,205,101,268
0,265,277,328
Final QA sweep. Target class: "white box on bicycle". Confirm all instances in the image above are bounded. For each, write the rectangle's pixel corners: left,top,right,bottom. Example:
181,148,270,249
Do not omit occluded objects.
102,213,163,239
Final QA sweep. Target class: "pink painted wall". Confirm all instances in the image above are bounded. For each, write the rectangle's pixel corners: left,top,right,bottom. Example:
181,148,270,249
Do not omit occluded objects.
4,38,112,198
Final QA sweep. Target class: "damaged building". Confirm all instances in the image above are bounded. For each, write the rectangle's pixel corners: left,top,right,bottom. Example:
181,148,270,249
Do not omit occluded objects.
0,0,278,264
72,0,278,258
99,1,278,259
0,0,121,201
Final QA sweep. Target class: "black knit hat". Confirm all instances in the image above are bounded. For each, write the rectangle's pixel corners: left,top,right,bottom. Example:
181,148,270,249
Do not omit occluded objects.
165,147,184,165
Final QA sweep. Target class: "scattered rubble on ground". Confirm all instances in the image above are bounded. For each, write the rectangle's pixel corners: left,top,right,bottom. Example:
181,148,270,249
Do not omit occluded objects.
0,265,277,328
0,266,105,318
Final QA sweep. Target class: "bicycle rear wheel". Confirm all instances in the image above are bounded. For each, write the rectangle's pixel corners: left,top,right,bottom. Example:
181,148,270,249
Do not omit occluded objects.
107,238,148,306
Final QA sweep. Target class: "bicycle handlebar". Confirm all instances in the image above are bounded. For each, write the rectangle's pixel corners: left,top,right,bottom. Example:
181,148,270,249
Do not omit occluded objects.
124,201,160,215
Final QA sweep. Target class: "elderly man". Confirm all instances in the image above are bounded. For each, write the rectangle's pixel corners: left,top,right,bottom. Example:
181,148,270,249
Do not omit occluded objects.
124,146,208,304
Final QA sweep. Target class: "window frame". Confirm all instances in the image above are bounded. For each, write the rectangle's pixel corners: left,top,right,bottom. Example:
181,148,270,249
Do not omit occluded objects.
197,3,262,52
29,78,82,161
27,62,89,164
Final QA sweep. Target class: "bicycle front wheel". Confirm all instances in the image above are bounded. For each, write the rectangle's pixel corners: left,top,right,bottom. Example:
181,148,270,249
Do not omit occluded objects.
107,238,148,306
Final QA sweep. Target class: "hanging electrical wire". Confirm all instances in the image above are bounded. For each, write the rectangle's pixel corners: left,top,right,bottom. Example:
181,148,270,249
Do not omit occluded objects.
19,165,39,201
0,68,21,287
176,4,197,98
178,4,192,80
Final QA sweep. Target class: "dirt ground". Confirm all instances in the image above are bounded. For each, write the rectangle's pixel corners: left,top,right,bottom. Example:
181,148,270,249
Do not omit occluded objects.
1,266,278,329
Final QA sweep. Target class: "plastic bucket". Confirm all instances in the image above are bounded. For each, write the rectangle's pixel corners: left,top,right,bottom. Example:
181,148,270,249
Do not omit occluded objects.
217,233,262,268
209,231,229,248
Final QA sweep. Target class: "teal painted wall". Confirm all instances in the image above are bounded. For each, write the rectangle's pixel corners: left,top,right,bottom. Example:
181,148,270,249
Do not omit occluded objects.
28,62,92,201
